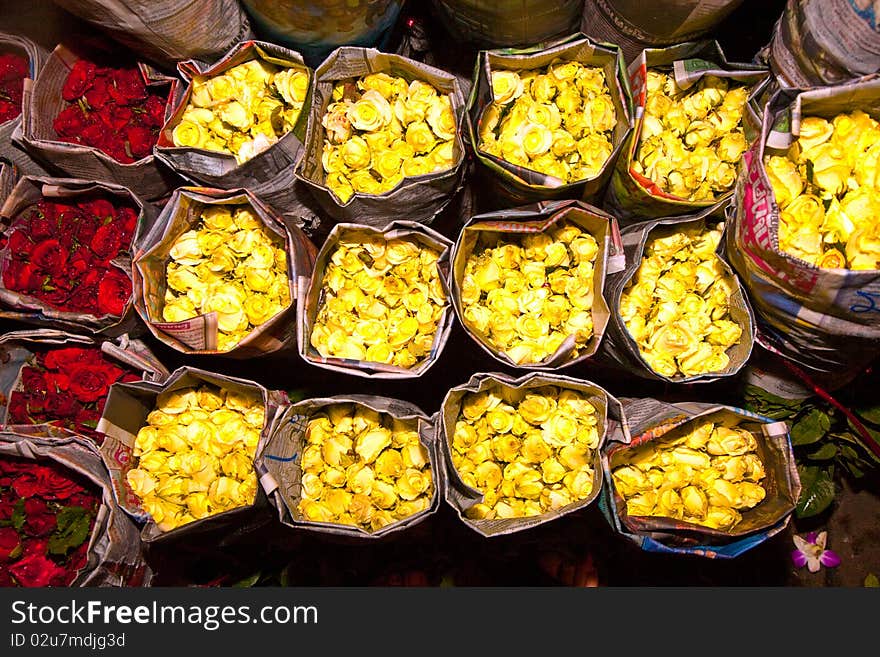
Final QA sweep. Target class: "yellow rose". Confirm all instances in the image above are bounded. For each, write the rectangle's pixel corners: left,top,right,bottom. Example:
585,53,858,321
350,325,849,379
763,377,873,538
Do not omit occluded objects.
491,70,523,104
172,119,210,149
405,120,437,154
273,66,309,107
341,136,372,170
243,294,278,326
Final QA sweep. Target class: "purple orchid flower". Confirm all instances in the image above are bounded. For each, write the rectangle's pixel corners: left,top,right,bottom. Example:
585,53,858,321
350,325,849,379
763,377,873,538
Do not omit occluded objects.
791,531,841,572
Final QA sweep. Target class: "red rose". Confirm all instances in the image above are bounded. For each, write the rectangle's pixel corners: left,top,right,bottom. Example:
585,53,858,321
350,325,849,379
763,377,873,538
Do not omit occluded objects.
96,267,131,317
45,370,70,391
90,223,123,260
23,498,57,537
0,527,20,562
6,392,31,423
0,52,28,83
21,367,48,394
67,248,94,278
10,553,71,587
117,206,138,239
21,537,48,558
84,74,111,108
3,260,42,294
68,363,116,403
98,104,132,131
143,94,167,128
38,281,73,310
0,497,14,521
67,283,99,313
110,67,146,104
75,407,102,429
20,465,85,502
43,346,91,370
61,60,96,101
52,104,91,138
45,390,81,419
27,213,55,241
30,239,68,272
7,229,33,259
126,125,155,160
80,198,116,223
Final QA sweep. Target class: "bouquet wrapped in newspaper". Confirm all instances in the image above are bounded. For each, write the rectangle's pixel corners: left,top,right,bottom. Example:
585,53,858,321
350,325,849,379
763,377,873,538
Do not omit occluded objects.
430,0,583,49
0,31,49,176
133,186,316,359
581,0,747,64
762,0,880,89
603,40,770,224
154,40,313,215
0,160,14,206
295,46,468,227
601,202,756,382
97,366,287,546
439,371,628,537
0,175,156,337
299,220,454,378
255,394,441,539
600,397,800,558
15,42,179,201
726,76,880,387
50,0,253,70
0,428,151,586
0,329,168,444
450,199,625,370
465,33,632,209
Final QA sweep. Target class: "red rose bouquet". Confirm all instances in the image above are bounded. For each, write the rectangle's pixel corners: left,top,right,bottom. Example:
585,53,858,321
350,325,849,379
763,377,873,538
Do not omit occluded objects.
1,191,138,320
52,59,167,164
0,454,100,587
0,51,27,124
5,346,142,444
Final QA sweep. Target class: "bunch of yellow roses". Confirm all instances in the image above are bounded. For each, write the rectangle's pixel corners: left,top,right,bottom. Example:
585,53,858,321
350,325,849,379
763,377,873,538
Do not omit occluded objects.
634,71,750,201
297,404,434,533
450,384,599,521
309,234,447,368
171,58,309,164
126,384,265,532
764,109,880,270
321,72,458,203
619,222,742,378
163,204,291,353
611,418,767,531
460,220,598,366
477,58,617,183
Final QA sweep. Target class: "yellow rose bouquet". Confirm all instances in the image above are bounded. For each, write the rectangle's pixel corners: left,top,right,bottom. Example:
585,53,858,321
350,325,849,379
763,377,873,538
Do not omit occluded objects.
764,109,880,270
601,400,800,555
605,41,769,223
256,396,439,537
440,372,625,537
451,201,622,370
300,221,453,377
726,78,880,384
295,47,467,226
133,187,316,359
97,368,282,542
611,212,754,381
466,35,631,206
155,41,313,212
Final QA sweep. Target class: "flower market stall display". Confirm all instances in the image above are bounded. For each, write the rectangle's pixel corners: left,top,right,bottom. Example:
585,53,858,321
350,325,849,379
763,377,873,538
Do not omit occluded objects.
0,175,155,336
580,0,747,63
762,0,880,89
240,0,406,67
256,394,440,538
132,187,316,358
604,40,770,224
0,429,150,586
451,199,624,370
439,371,628,537
0,32,48,176
600,203,755,382
0,329,168,443
299,220,453,378
727,76,880,388
430,0,583,49
295,46,467,227
97,366,286,545
600,397,800,559
50,0,254,71
466,33,632,209
155,40,313,215
16,43,179,201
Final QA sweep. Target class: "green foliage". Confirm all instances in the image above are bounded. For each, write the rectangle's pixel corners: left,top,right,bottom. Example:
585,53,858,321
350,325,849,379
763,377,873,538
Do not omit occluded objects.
48,507,92,556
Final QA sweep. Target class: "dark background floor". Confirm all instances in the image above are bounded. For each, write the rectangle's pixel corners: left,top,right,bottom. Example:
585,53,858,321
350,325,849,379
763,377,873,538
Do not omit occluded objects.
3,0,879,587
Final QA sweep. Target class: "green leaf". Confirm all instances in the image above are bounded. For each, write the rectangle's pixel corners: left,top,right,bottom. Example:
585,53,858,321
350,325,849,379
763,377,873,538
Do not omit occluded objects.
844,419,880,464
12,498,25,531
795,465,836,519
791,408,831,446
855,404,880,426
48,507,92,557
807,443,838,460
865,573,879,587
232,572,262,588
